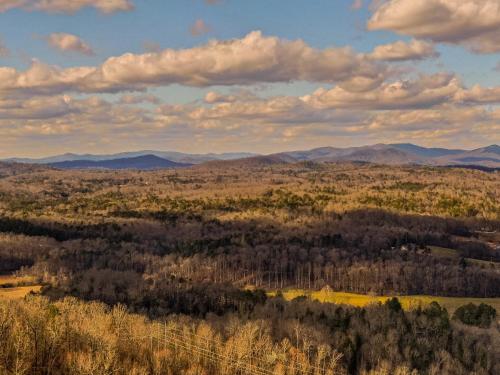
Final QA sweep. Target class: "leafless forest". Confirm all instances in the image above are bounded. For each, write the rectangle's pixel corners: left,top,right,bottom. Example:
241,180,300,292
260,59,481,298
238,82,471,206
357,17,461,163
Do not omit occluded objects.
0,161,498,374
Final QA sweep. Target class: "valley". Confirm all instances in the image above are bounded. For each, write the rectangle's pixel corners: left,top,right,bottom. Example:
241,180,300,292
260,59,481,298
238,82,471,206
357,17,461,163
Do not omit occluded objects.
2,1,499,373
0,160,498,374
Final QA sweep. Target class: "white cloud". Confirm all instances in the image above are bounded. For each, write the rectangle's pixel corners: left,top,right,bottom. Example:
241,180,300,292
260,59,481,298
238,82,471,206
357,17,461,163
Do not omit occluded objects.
47,33,94,56
0,31,389,95
1,80,499,155
0,94,76,119
0,61,95,95
303,73,461,110
369,39,438,61
0,0,133,13
455,84,500,104
368,0,500,53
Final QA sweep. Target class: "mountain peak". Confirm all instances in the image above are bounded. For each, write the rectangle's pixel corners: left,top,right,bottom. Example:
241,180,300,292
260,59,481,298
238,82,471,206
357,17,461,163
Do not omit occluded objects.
480,145,500,154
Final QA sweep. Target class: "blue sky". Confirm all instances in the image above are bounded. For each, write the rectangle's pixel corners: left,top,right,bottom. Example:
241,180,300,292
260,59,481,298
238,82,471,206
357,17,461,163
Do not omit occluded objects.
0,0,499,157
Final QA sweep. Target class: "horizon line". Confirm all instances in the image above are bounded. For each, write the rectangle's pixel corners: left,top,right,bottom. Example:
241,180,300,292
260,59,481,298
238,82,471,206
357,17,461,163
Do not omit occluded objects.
3,142,499,161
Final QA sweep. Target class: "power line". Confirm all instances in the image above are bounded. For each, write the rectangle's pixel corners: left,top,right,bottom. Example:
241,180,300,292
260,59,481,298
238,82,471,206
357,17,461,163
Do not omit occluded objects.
136,323,338,375
164,325,334,374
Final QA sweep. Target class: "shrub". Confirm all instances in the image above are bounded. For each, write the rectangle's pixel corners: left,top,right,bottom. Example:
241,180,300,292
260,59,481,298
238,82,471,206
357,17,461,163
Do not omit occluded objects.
453,303,497,328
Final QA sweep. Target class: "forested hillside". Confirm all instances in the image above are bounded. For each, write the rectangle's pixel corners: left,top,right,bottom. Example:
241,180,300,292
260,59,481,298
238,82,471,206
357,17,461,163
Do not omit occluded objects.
0,162,498,374
0,295,498,375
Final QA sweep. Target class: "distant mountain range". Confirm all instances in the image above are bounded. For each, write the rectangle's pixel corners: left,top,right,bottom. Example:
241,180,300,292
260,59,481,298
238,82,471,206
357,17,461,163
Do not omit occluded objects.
201,144,500,170
47,155,191,170
3,144,499,170
5,151,257,165
277,144,500,167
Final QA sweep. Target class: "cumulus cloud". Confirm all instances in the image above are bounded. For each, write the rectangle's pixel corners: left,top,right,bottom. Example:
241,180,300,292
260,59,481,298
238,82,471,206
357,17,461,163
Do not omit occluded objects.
368,0,500,53
179,92,499,147
47,33,94,56
190,19,212,36
455,84,500,104
302,73,461,110
185,96,321,123
366,105,484,130
368,39,439,61
0,31,389,96
4,68,500,141
172,79,500,148
133,89,500,147
87,31,387,91
0,94,77,119
0,61,95,95
160,74,495,126
2,80,499,155
0,0,133,13
4,95,153,126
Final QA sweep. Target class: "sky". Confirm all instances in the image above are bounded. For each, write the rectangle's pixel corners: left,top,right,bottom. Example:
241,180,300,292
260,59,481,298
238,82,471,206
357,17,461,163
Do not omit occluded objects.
0,0,499,157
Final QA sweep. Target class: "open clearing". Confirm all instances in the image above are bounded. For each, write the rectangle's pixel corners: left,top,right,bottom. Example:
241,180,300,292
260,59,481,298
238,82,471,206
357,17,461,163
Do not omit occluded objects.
0,275,42,300
0,275,35,286
269,289,500,315
429,245,459,258
429,245,500,268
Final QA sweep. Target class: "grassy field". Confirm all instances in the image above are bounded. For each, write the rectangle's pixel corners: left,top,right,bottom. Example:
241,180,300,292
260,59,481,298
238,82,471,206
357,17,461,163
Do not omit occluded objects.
429,245,459,258
269,289,500,315
0,275,42,300
0,285,42,300
429,246,499,268
0,275,35,286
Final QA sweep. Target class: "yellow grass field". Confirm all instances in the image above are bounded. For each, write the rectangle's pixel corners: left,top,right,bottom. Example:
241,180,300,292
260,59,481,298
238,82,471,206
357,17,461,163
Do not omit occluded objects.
0,286,42,300
0,275,42,300
269,289,500,315
0,275,35,286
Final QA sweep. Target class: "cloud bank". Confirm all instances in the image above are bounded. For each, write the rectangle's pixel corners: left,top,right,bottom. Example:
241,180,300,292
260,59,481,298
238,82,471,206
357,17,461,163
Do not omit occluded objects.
368,0,500,53
1,71,499,156
0,23,498,155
